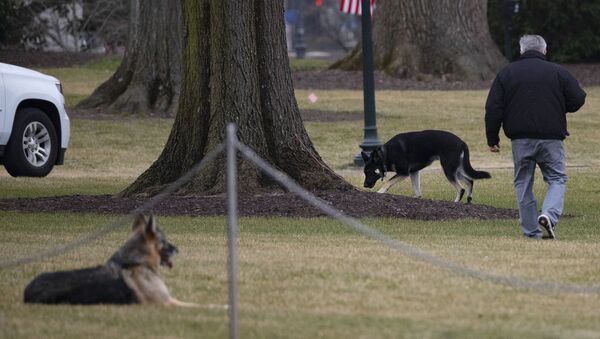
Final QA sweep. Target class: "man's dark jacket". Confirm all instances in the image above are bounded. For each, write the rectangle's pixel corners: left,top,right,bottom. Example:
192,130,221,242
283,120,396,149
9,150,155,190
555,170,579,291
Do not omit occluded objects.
485,50,586,147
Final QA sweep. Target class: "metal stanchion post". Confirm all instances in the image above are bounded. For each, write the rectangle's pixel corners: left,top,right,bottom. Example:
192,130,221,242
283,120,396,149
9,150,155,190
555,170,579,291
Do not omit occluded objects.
226,123,239,339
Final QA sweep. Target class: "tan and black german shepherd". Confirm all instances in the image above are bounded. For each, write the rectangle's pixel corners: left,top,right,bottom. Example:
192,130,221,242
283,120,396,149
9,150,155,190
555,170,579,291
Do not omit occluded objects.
24,214,197,306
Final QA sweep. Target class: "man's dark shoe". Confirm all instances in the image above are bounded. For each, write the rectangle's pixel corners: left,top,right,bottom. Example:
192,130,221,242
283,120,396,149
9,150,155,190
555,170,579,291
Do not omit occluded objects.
538,214,555,239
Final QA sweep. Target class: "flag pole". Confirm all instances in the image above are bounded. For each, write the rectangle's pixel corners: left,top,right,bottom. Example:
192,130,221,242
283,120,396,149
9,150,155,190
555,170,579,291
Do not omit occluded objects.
353,0,381,166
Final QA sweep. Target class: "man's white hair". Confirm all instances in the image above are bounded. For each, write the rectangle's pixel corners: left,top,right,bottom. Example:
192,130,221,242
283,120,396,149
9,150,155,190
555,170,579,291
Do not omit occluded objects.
519,35,547,54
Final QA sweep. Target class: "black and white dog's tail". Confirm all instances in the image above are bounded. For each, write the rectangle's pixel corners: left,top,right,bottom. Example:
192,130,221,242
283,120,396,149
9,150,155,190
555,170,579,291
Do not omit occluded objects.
461,144,491,180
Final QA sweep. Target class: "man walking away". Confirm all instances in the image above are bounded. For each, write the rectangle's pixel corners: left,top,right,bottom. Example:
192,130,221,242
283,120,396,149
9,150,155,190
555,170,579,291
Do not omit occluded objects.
485,35,586,239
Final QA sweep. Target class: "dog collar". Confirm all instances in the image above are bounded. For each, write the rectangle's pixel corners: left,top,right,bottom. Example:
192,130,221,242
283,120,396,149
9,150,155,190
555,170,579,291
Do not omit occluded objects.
380,167,387,181
379,146,388,180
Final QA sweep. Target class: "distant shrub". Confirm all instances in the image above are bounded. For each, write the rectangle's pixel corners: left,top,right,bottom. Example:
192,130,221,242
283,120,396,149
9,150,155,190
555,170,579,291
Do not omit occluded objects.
488,0,600,63
0,0,18,47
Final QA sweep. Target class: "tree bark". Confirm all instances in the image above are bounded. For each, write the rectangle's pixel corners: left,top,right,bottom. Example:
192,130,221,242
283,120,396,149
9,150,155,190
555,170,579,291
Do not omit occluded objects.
332,0,506,81
76,0,181,115
119,0,351,197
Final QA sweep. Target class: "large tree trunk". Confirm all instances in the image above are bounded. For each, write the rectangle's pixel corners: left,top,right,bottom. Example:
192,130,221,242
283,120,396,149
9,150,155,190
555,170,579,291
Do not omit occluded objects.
120,0,351,197
332,0,506,81
76,0,181,115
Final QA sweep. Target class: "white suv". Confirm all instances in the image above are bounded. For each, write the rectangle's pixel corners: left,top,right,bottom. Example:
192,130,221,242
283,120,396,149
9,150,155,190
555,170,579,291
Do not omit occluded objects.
0,63,70,176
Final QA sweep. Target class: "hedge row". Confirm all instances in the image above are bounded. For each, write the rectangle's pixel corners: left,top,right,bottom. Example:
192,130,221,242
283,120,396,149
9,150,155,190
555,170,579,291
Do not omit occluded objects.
488,0,600,63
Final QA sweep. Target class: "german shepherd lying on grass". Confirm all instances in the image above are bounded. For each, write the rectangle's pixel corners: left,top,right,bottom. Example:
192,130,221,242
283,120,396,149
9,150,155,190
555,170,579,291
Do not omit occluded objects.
24,214,197,306
362,130,491,203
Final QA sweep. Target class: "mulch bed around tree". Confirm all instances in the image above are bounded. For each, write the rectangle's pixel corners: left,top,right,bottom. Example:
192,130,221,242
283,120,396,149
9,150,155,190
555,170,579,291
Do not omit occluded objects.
293,70,493,91
0,190,518,220
292,64,600,91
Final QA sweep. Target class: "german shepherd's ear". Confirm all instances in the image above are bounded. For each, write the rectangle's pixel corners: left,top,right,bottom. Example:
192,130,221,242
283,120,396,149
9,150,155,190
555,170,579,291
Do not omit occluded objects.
132,213,146,232
145,214,158,237
361,151,369,163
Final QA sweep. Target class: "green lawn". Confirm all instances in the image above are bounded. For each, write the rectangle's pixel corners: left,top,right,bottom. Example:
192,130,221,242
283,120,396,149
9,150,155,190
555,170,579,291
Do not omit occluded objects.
0,59,599,338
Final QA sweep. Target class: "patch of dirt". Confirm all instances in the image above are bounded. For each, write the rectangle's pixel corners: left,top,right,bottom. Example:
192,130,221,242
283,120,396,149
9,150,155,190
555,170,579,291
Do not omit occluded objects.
0,191,518,220
292,64,600,91
293,70,493,91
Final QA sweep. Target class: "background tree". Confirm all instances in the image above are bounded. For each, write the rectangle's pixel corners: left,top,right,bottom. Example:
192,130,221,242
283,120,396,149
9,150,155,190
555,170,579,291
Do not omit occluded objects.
76,0,181,115
81,0,129,53
0,0,15,48
0,0,39,49
1,0,127,52
488,0,600,63
120,0,350,196
332,0,506,81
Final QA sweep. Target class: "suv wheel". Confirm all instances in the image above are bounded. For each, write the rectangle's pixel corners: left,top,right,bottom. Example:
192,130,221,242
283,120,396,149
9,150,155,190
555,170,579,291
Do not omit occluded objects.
4,108,58,177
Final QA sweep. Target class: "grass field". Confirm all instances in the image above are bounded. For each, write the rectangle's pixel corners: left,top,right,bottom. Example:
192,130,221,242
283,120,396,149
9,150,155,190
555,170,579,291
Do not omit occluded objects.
0,59,599,338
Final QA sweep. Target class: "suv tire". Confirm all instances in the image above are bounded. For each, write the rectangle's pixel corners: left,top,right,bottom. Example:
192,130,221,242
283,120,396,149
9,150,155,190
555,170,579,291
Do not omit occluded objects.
4,107,58,177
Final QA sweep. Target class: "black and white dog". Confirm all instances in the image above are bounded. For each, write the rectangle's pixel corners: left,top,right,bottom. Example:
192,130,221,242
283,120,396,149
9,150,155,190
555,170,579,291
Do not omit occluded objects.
361,130,491,203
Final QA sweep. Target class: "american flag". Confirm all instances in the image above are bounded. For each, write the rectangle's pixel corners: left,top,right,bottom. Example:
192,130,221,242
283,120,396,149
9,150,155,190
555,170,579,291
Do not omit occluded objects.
339,0,376,16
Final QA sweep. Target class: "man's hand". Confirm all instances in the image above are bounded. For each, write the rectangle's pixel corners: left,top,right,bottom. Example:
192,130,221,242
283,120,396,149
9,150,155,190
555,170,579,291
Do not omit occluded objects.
489,145,500,153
